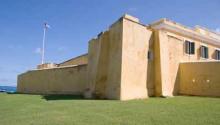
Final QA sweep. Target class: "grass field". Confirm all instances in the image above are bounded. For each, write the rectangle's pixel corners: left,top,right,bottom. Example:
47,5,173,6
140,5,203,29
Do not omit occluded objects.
0,93,219,125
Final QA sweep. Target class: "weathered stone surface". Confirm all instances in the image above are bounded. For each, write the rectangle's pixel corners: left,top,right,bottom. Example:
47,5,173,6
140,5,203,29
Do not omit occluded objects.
17,65,87,95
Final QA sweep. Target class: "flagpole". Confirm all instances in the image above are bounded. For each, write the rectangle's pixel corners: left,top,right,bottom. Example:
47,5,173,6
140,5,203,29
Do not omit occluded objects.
41,24,46,64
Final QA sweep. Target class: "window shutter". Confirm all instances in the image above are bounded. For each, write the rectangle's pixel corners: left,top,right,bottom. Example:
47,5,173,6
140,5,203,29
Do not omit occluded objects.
205,47,208,58
185,41,190,54
184,40,195,55
190,42,195,54
218,51,220,60
200,46,204,58
200,46,208,59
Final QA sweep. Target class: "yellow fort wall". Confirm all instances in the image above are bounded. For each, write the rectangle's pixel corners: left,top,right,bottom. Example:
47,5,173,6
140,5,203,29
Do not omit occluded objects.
86,17,123,99
120,17,153,100
179,62,220,97
58,54,88,67
17,65,88,95
153,28,220,97
86,15,154,100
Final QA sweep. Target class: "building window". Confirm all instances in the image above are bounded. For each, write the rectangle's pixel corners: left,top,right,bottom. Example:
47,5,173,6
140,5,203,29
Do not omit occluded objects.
200,46,209,59
215,50,220,60
185,40,195,55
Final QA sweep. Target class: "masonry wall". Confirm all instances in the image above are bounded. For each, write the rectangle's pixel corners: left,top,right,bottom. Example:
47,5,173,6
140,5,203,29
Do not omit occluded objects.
153,30,165,96
87,17,154,100
146,36,155,97
59,54,88,67
86,18,123,99
179,62,220,97
86,38,101,98
154,30,220,97
17,65,88,95
120,18,153,100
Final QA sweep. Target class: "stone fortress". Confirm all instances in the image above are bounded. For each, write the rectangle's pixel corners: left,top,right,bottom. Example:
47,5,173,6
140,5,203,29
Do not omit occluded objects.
17,14,220,100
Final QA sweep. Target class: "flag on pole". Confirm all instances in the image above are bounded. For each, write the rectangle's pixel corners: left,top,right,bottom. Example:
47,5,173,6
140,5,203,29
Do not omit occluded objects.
41,22,50,64
44,22,50,29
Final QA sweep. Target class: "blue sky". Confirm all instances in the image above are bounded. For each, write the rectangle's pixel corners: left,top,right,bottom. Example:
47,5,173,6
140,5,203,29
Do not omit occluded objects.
0,0,219,86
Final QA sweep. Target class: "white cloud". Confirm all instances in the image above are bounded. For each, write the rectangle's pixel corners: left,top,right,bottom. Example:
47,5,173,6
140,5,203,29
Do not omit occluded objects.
57,46,68,52
34,47,42,54
8,45,23,49
216,28,220,33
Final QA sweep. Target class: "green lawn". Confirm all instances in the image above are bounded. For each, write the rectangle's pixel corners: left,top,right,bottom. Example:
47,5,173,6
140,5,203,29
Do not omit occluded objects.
0,93,219,125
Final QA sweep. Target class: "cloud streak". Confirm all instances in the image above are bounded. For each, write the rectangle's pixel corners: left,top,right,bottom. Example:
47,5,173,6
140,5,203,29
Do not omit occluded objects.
57,46,68,52
216,28,220,33
34,47,42,54
0,78,9,82
8,45,23,49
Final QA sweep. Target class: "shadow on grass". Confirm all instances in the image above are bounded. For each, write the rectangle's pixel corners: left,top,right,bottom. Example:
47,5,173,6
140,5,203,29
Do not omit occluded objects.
3,92,108,101
6,91,19,94
42,95,85,101
3,92,87,101
41,94,110,101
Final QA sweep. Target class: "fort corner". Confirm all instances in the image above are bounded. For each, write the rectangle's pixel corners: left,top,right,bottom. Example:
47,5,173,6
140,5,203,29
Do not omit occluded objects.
17,14,220,100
